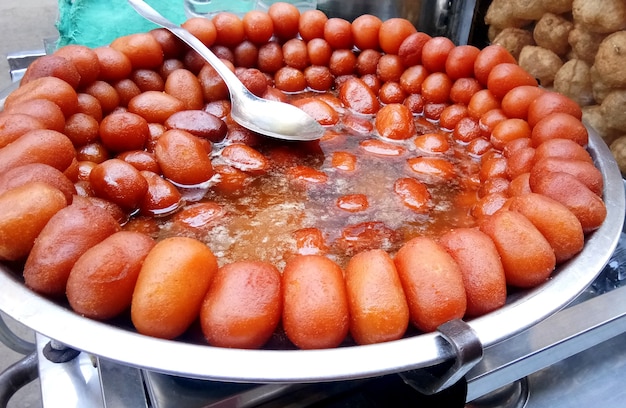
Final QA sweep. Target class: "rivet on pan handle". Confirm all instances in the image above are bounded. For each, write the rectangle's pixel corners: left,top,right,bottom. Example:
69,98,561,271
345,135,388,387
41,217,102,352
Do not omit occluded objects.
399,319,484,395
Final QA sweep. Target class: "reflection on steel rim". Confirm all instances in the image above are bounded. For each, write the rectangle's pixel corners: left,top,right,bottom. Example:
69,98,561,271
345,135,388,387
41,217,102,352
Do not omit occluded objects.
0,85,623,382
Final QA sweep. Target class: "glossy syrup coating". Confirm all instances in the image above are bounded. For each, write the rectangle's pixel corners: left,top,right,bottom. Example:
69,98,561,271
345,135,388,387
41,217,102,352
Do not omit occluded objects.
0,7,609,350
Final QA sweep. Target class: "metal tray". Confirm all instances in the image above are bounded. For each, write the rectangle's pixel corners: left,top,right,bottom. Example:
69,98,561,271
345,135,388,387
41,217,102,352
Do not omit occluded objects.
0,85,624,383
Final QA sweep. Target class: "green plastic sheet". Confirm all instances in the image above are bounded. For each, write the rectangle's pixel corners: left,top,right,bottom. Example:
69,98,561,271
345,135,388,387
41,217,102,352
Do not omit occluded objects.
56,0,187,48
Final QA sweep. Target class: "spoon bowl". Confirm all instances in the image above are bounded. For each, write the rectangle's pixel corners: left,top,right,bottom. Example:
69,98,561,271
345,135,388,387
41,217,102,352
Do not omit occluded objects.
127,0,325,141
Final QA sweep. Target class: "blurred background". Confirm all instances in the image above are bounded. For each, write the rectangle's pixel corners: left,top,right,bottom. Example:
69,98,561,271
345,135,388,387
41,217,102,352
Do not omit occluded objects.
0,1,58,90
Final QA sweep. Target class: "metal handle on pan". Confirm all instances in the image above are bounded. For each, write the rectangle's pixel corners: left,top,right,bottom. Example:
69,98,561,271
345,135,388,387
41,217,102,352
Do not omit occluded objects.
400,319,483,395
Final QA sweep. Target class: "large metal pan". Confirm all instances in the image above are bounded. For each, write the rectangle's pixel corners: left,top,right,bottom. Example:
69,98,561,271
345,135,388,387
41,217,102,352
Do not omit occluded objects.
0,83,624,383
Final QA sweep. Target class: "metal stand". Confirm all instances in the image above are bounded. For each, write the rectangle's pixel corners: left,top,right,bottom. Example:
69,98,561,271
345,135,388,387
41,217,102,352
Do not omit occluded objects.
0,352,38,408
0,314,37,408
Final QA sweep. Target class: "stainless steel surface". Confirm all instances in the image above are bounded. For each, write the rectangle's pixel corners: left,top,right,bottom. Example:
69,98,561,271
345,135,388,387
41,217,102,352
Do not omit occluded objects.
6,50,46,84
3,2,626,406
93,256,626,408
0,314,35,355
466,278,626,402
317,0,422,24
98,358,149,408
145,374,290,408
0,3,624,383
0,103,622,382
468,263,626,408
417,0,478,45
142,372,377,408
35,334,103,408
524,331,626,407
29,276,626,408
317,0,477,45
127,0,325,142
400,319,483,395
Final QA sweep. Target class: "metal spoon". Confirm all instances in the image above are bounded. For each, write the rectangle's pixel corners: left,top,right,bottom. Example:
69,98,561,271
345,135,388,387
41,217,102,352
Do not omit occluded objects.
127,0,325,141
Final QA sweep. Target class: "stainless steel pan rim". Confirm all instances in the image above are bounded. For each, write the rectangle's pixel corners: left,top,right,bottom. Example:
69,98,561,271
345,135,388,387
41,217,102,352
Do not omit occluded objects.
0,84,623,382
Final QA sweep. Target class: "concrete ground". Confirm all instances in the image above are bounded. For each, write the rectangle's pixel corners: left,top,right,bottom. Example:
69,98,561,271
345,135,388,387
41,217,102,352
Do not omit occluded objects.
1,1,58,407
0,1,58,90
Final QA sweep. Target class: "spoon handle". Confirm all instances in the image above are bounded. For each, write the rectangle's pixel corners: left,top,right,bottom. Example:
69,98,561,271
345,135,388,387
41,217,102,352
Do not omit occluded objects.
127,0,246,95
127,0,325,141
